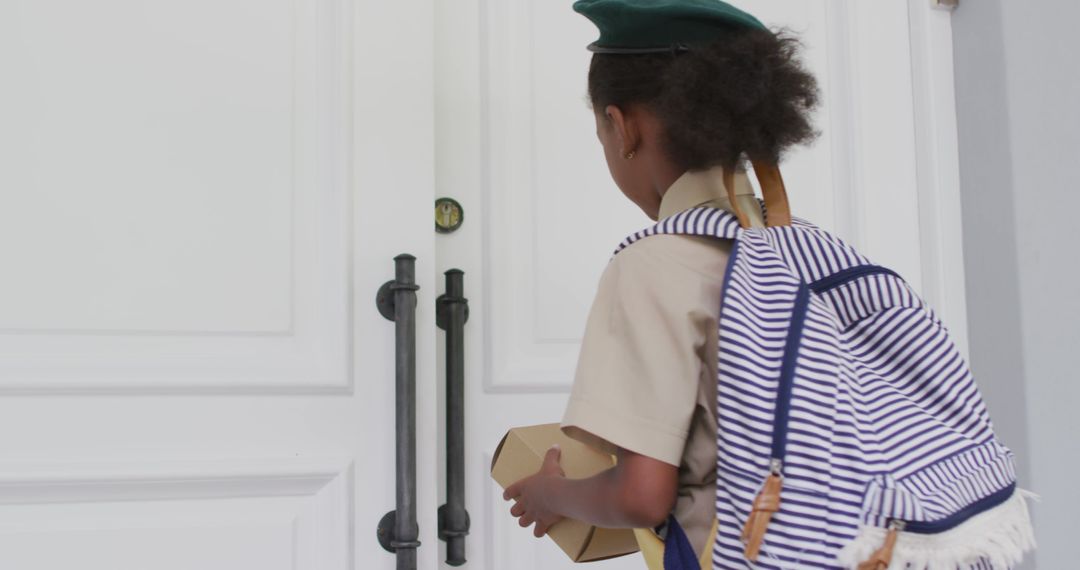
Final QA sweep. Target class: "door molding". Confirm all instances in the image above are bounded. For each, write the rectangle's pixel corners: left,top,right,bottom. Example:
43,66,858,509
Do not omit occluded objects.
907,0,970,358
0,457,352,569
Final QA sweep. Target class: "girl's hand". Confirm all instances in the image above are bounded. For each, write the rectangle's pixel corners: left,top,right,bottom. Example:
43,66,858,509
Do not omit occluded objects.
503,445,566,537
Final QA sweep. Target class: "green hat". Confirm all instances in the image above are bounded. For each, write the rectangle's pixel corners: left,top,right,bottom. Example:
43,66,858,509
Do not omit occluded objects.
573,0,767,54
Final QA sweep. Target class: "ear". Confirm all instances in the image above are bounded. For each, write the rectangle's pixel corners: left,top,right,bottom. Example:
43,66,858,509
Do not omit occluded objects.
604,104,640,157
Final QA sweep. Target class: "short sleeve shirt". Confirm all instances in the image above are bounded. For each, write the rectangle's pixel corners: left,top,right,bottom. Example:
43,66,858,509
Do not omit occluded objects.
561,166,764,557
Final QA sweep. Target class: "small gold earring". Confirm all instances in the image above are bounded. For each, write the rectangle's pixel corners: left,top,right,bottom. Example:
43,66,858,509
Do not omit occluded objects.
624,150,636,160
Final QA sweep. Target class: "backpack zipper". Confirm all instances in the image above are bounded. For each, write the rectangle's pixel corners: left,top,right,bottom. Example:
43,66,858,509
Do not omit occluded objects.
856,481,1017,568
898,482,1016,534
857,519,905,570
809,264,901,294
770,284,810,462
741,283,811,562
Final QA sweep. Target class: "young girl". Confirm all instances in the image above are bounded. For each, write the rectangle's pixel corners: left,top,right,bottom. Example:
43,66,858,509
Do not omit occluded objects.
502,0,817,566
503,2,1039,569
505,2,1036,569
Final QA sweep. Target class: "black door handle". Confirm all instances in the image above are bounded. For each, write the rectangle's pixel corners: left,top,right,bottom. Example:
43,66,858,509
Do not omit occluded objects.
376,254,421,570
437,269,470,566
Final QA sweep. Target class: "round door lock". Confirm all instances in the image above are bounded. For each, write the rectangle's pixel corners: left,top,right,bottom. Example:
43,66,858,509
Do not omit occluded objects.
435,197,464,234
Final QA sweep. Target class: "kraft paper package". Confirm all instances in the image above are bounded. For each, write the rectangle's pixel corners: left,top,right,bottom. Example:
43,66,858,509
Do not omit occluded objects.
490,423,640,563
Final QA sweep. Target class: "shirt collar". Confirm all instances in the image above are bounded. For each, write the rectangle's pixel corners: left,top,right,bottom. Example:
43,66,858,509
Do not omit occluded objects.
658,166,756,220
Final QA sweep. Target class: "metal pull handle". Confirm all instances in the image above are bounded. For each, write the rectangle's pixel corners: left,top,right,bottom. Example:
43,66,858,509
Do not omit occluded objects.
437,269,470,566
376,254,421,570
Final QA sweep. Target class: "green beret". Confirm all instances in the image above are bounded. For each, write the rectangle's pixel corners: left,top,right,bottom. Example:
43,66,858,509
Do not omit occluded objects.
573,0,767,54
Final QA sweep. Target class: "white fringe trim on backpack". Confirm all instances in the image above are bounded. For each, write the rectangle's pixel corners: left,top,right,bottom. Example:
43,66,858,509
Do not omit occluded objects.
835,489,1038,570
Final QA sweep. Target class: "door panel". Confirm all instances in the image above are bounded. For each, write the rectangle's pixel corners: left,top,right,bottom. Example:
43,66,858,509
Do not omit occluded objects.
0,0,437,568
0,459,349,569
0,0,349,393
0,0,294,334
436,1,964,568
475,0,646,395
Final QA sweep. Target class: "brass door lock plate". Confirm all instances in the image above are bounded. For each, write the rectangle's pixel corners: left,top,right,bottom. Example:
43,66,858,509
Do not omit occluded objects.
435,197,464,234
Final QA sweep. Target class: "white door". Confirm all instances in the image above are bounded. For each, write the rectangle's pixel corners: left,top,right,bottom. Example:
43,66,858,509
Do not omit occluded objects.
0,1,440,569
1,1,967,569
435,1,967,569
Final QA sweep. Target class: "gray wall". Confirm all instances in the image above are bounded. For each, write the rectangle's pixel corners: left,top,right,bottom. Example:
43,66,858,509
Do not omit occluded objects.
952,1,1080,568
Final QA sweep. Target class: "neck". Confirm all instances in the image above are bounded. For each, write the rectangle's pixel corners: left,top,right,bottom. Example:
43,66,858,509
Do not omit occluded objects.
632,111,686,208
650,158,686,204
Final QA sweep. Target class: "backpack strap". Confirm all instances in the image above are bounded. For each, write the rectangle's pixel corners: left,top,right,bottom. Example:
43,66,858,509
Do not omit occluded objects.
751,160,792,228
721,168,751,229
613,207,743,256
662,516,700,570
723,161,792,229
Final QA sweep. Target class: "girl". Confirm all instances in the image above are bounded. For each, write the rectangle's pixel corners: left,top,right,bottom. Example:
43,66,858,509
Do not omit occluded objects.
504,3,1035,570
503,0,817,566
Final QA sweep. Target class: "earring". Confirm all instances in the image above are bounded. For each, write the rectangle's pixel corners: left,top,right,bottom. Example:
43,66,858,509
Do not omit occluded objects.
624,150,636,160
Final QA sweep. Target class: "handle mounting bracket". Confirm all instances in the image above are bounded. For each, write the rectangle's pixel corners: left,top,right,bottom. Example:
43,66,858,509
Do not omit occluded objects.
377,280,420,321
377,510,422,554
435,294,470,330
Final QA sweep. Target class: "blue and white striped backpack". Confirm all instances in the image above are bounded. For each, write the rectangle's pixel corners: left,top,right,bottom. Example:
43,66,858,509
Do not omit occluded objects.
614,166,1036,570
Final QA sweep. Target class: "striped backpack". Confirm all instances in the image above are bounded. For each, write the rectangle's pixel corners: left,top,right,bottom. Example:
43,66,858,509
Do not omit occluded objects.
614,167,1036,570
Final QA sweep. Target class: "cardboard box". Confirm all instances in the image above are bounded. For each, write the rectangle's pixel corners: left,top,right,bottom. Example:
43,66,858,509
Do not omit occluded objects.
490,423,640,563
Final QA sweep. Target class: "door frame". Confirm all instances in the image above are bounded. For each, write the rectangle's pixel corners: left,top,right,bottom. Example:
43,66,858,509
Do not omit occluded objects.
906,0,970,357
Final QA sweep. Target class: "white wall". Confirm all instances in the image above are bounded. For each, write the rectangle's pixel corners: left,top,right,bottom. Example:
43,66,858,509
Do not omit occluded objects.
952,1,1080,568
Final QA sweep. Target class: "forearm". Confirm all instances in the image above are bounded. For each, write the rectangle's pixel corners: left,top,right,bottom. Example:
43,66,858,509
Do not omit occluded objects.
541,465,672,529
505,445,678,535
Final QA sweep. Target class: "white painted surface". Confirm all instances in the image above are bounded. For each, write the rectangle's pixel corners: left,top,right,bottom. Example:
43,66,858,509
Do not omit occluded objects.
0,0,438,568
435,0,966,568
953,1,1080,567
907,0,970,357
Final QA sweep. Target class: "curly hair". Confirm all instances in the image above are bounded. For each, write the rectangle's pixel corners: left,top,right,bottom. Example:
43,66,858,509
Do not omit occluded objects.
587,28,819,171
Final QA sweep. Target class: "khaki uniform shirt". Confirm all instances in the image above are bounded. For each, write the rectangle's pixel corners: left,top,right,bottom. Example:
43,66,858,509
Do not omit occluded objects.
562,166,764,557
